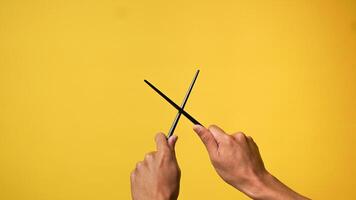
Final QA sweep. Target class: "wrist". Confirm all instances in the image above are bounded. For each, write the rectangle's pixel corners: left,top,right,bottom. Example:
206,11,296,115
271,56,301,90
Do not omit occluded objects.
251,171,278,200
234,170,278,200
241,171,309,200
237,171,270,199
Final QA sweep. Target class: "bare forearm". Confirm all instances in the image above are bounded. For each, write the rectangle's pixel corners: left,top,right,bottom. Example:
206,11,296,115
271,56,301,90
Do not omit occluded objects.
193,125,310,200
241,171,310,200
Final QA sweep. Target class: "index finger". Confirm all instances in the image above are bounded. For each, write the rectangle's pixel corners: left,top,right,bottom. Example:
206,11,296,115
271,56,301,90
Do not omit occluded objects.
155,132,170,152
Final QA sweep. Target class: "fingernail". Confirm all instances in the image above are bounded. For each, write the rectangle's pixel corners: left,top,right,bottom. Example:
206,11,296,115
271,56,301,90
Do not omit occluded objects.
193,124,203,132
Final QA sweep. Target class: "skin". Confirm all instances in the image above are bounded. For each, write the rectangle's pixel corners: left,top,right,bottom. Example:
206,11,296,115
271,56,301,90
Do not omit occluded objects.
130,125,310,200
130,133,180,200
193,125,310,200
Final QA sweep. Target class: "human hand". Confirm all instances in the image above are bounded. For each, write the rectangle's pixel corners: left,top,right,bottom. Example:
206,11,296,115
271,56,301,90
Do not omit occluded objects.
193,125,309,200
130,133,180,200
193,125,267,196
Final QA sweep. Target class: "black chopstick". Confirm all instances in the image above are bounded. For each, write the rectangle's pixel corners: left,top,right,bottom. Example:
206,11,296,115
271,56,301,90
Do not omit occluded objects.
167,70,200,138
144,80,203,126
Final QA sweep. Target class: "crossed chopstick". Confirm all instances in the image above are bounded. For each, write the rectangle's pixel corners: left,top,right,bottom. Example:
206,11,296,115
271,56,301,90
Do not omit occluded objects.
144,70,203,138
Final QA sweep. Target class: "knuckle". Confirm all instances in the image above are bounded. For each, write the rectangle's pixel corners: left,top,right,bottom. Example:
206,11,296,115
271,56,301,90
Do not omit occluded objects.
155,132,165,140
144,152,155,160
130,171,136,180
136,161,143,169
208,124,218,130
234,132,246,141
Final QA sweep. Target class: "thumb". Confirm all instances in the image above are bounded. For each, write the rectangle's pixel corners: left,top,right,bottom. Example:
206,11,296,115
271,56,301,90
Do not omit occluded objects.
168,135,178,151
193,125,218,155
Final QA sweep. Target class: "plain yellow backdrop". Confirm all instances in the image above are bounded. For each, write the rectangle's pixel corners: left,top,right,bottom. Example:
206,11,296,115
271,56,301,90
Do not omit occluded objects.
0,0,355,199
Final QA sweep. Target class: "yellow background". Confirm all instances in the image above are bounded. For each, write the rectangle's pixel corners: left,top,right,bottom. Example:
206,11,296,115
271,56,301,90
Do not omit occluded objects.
0,0,355,199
